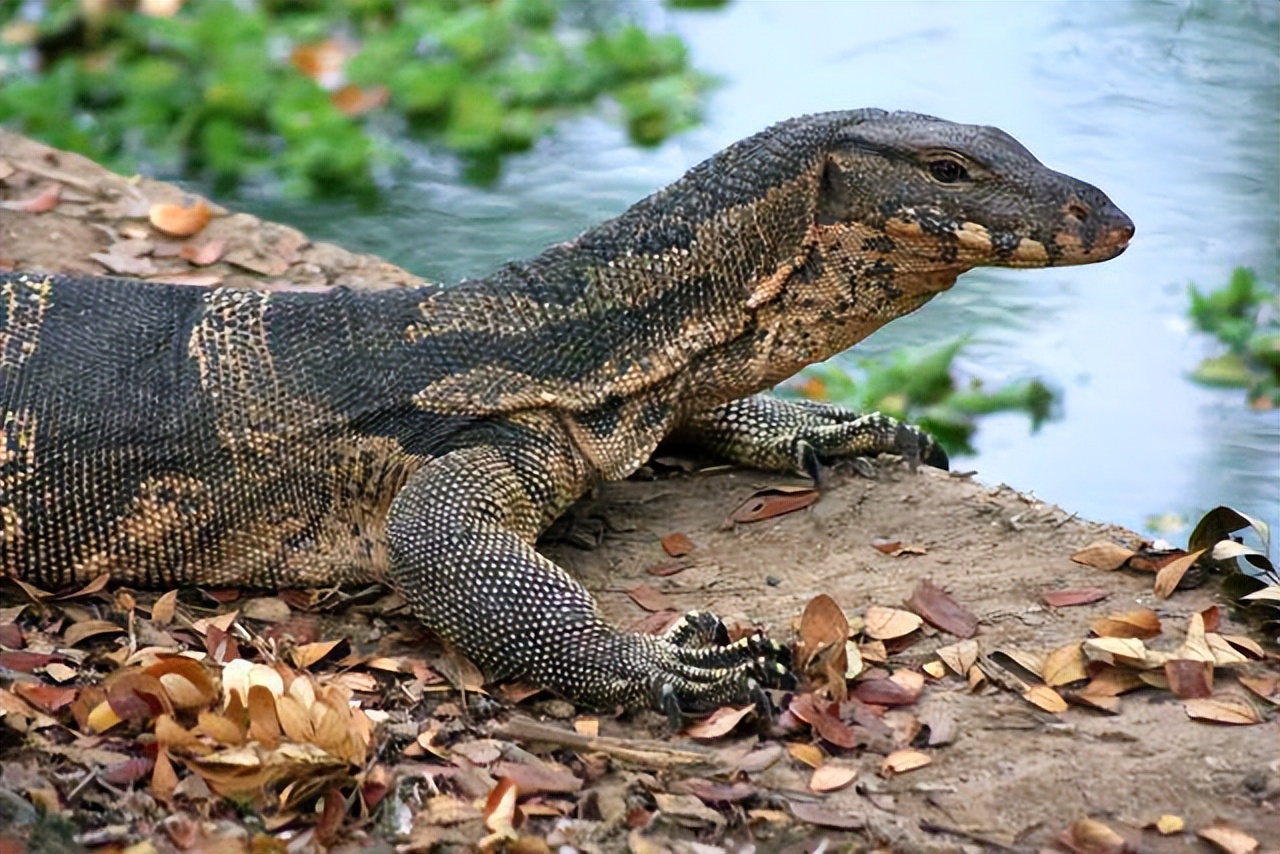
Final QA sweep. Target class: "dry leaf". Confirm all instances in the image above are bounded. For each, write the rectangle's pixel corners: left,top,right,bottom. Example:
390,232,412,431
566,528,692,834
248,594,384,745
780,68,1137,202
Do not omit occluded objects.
796,594,849,669
1022,684,1068,714
63,619,125,646
660,532,694,557
1057,817,1129,854
862,606,923,640
788,693,862,749
180,238,226,266
626,584,676,613
786,742,824,768
1041,588,1110,608
1042,643,1088,687
684,705,753,739
1152,814,1184,835
1090,609,1162,640
1153,548,1206,598
1070,540,1135,571
878,748,930,777
150,197,211,237
726,486,819,525
1197,820,1259,854
936,639,979,676
1237,674,1279,704
906,578,977,638
573,718,599,737
150,590,179,625
1082,637,1159,669
1184,697,1262,725
808,763,856,793
0,183,61,213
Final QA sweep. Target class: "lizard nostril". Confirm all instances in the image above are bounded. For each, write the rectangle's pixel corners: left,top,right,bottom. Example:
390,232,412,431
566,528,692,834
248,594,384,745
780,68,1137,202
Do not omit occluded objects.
1066,201,1090,221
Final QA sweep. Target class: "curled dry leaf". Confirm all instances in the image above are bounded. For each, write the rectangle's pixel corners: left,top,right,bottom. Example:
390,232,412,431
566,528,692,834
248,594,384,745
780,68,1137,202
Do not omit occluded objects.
726,485,819,525
1089,609,1162,640
1082,637,1160,669
862,606,922,640
149,197,211,237
0,183,61,213
63,619,125,646
1057,817,1129,854
1184,697,1262,725
180,239,226,266
878,748,930,777
936,639,980,676
660,532,694,557
808,763,856,793
684,705,753,739
1070,540,1135,571
1153,548,1206,598
150,589,179,625
906,578,977,638
797,594,849,667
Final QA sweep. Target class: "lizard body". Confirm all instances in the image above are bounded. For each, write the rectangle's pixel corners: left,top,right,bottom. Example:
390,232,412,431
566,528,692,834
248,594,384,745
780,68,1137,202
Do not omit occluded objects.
0,110,1133,715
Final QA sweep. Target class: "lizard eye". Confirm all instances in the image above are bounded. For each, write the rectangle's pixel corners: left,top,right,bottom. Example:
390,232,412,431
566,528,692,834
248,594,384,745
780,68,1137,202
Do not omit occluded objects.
927,158,968,184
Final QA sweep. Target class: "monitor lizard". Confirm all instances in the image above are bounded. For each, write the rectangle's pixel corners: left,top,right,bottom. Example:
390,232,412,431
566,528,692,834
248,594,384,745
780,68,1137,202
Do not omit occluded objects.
0,109,1133,720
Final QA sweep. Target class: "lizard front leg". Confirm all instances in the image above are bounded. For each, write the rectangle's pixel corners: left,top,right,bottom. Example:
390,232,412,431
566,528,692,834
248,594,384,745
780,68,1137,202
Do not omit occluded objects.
674,393,949,480
384,426,791,720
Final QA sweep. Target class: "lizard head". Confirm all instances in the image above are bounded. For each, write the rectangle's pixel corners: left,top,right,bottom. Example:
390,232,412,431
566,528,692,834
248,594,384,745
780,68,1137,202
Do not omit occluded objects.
814,111,1134,271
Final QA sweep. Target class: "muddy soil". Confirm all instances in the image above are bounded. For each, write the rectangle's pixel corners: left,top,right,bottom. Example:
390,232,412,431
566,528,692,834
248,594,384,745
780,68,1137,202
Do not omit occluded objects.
0,130,1276,853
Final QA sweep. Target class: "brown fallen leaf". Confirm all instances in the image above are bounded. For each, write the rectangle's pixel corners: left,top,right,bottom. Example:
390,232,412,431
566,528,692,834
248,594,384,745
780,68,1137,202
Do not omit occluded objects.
935,639,980,676
673,777,756,804
1237,673,1279,704
786,741,824,768
871,537,902,554
808,763,856,793
12,682,77,714
1090,608,1162,640
1184,696,1262,725
684,705,753,739
1022,684,1068,714
480,777,523,846
90,251,157,276
878,748,930,777
862,606,923,640
1150,814,1184,835
63,619,126,646
1197,819,1259,854
788,693,863,749
1042,643,1088,687
491,760,582,796
626,584,676,613
1070,540,1135,571
1041,587,1110,608
660,532,694,557
1153,548,1206,598
0,183,61,213
796,594,849,669
906,578,977,638
1057,817,1130,854
150,197,212,237
1165,659,1213,699
180,238,226,266
725,486,819,525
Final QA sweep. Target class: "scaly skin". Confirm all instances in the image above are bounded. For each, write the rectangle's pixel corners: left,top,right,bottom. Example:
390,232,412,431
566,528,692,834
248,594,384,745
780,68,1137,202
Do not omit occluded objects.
0,110,1133,717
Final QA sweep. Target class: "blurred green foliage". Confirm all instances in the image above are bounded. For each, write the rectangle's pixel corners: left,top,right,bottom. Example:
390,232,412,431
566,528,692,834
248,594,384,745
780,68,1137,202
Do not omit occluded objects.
0,0,715,195
786,339,1056,457
1188,267,1280,408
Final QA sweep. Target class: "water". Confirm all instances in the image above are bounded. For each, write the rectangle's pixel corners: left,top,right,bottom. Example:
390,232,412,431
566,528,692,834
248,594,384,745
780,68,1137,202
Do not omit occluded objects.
241,0,1280,544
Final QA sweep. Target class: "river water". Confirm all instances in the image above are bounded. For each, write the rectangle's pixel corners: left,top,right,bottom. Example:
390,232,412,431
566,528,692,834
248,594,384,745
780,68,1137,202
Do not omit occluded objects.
246,0,1280,544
